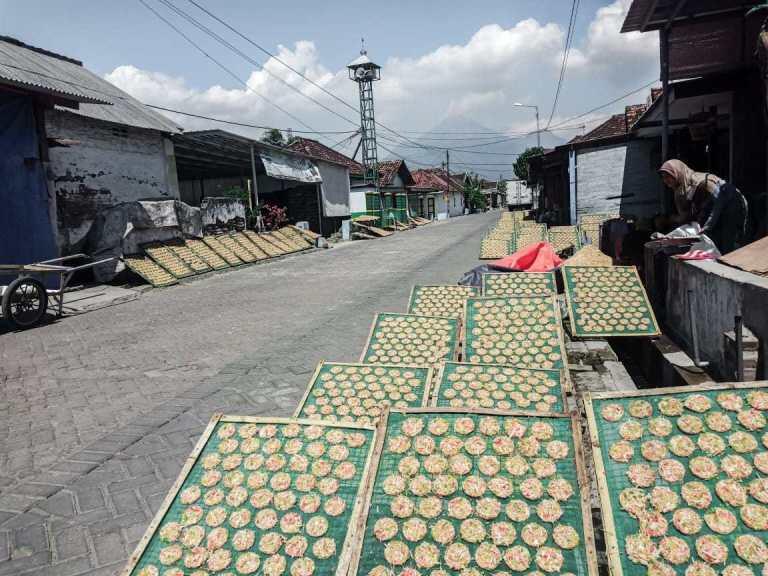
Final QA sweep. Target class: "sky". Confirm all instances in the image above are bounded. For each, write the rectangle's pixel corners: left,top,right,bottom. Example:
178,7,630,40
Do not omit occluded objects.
0,0,660,166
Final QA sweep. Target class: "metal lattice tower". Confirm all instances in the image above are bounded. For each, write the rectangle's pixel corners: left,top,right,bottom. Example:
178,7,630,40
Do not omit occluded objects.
348,42,382,189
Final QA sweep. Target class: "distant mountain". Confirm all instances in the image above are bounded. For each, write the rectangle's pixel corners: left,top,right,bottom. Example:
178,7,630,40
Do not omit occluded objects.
382,115,565,180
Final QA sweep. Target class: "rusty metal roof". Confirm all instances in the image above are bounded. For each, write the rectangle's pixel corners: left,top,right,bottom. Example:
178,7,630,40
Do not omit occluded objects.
0,36,181,133
622,0,760,33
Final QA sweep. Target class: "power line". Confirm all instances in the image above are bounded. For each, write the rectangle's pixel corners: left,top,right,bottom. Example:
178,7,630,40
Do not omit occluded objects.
137,0,320,134
180,0,437,153
548,78,659,129
154,0,361,129
546,0,580,128
144,104,360,134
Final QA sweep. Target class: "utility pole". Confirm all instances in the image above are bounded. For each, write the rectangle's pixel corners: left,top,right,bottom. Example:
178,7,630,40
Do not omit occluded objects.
446,149,450,205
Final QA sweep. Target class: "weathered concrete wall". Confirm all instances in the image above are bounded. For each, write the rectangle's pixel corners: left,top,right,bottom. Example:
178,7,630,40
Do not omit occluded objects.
45,110,180,253
201,197,247,234
575,139,659,221
179,176,248,207
666,259,768,380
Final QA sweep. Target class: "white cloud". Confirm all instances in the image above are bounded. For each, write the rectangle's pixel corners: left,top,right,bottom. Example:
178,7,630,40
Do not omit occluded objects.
105,1,659,146
568,0,659,82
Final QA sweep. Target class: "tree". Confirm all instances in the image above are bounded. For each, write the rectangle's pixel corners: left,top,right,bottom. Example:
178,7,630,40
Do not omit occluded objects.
513,146,544,184
463,173,487,212
262,128,285,147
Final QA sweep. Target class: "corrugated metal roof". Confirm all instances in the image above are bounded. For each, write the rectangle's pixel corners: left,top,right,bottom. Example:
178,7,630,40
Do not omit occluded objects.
622,0,758,33
0,36,181,133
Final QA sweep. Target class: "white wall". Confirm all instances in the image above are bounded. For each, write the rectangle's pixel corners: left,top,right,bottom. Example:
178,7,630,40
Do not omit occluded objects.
575,139,660,221
349,187,372,214
448,191,464,217
46,110,179,252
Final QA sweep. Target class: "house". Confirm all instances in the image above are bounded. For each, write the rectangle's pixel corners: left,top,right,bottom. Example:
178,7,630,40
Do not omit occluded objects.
349,159,415,226
411,169,465,220
563,99,659,223
0,35,182,264
174,130,350,236
622,0,767,238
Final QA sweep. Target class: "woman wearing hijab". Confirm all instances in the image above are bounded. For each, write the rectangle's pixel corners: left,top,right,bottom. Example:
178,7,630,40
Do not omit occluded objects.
658,159,748,253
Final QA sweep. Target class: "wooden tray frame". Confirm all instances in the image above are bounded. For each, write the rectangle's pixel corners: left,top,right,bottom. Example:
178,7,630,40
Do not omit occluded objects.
432,360,567,413
346,407,599,576
583,380,768,576
186,239,230,270
123,255,178,288
563,265,661,338
406,285,479,319
142,243,196,279
165,241,212,274
216,233,258,263
202,235,244,266
293,361,435,421
463,295,572,393
548,225,582,252
358,312,462,365
121,414,380,576
231,232,269,261
480,271,557,297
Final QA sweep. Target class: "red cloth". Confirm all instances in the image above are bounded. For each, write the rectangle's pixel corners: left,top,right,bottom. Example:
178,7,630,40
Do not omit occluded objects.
491,242,564,272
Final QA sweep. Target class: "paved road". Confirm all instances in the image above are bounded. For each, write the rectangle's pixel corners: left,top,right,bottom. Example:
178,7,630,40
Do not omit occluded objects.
0,210,497,575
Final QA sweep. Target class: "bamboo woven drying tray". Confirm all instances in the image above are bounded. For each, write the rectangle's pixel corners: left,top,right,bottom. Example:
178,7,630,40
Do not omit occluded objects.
123,255,178,287
202,236,244,266
186,239,229,270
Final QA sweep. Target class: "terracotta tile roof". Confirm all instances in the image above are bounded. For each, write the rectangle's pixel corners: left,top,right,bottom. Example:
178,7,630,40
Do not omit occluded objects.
411,168,448,190
568,103,649,145
377,160,401,185
286,137,364,175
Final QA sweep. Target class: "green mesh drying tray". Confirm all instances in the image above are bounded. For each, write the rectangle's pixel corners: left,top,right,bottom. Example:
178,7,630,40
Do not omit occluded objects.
564,266,660,338
463,296,567,374
585,382,768,576
481,272,557,298
360,313,461,372
349,408,598,576
408,285,479,320
122,415,377,576
433,361,566,413
294,362,433,426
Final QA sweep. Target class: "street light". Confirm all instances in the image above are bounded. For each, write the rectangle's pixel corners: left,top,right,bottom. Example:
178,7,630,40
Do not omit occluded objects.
513,102,541,149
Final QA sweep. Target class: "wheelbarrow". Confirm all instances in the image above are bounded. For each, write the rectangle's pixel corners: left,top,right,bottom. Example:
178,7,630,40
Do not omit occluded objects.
0,254,116,329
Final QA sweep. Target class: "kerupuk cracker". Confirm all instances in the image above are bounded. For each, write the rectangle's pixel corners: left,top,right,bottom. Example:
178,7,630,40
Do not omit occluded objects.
564,266,660,337
587,384,768,576
124,417,376,576
296,363,432,426
361,314,460,371
464,296,565,371
351,410,597,576
408,286,479,320
482,272,556,298
434,362,565,413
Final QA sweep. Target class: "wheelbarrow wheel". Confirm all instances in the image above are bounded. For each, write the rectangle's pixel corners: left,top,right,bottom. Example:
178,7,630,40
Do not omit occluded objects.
2,277,48,329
